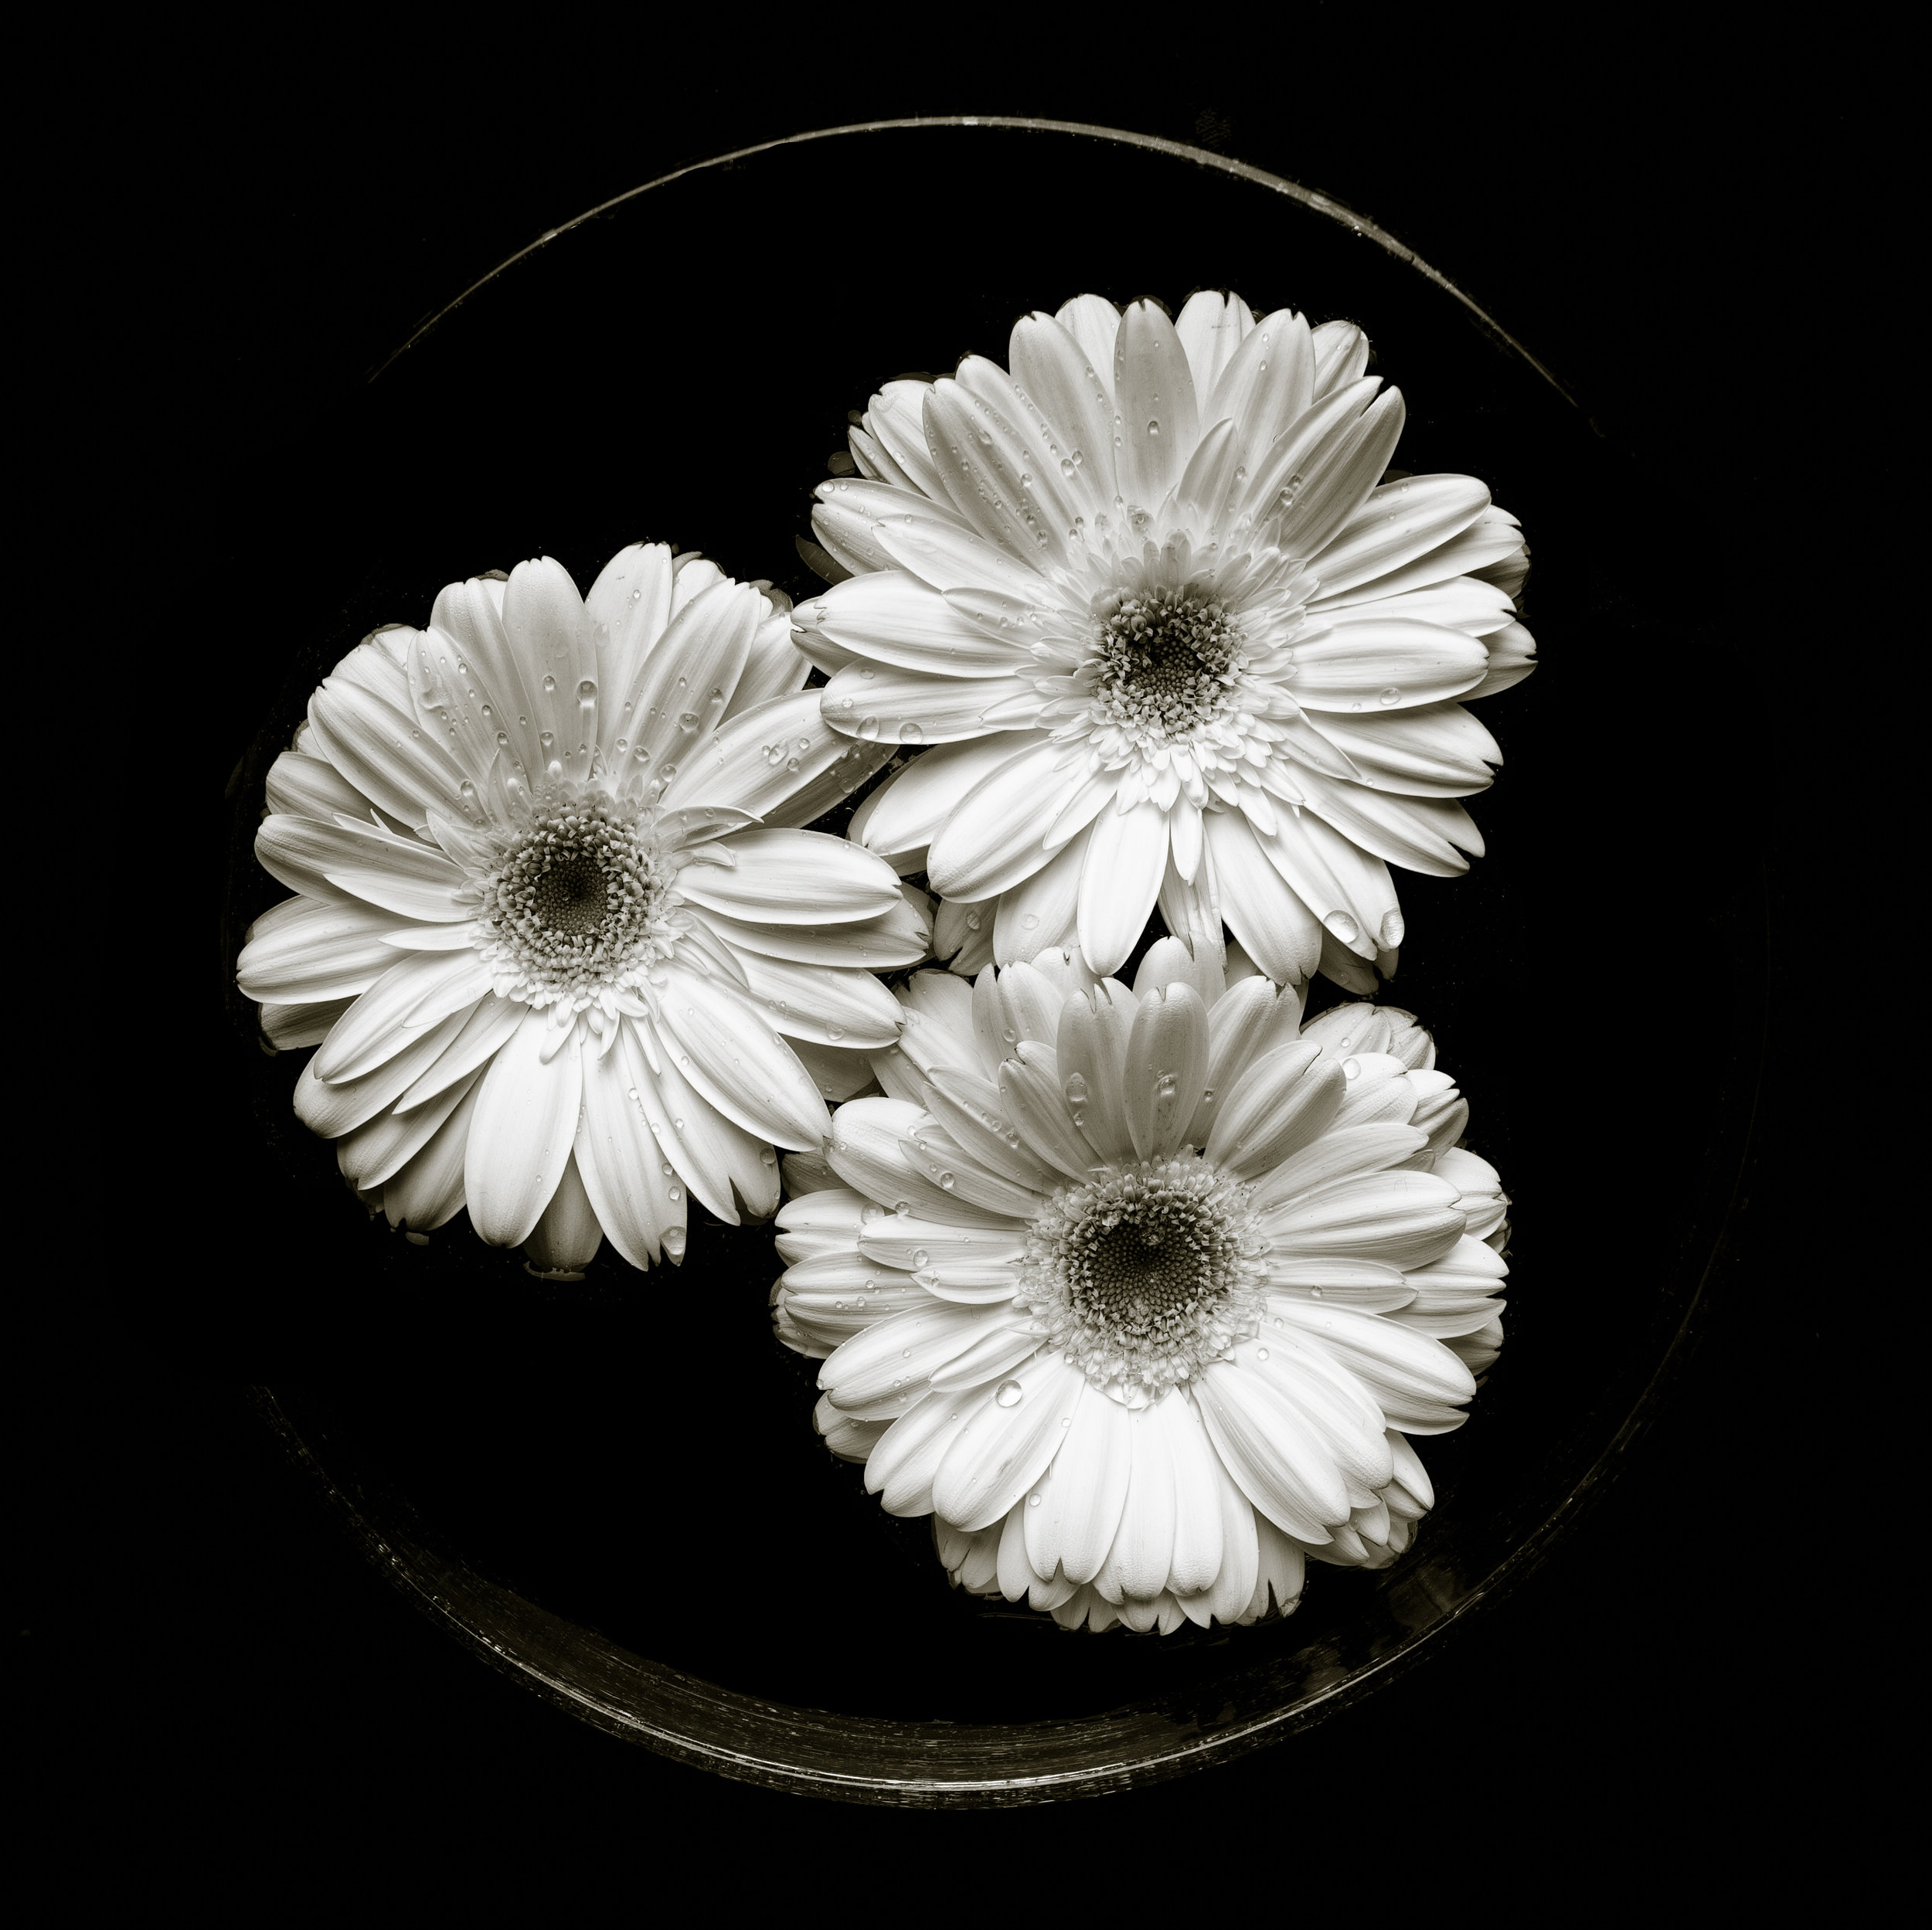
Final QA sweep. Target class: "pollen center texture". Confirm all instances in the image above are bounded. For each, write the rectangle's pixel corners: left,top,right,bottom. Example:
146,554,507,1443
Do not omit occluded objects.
474,790,676,1009
1020,1157,1264,1399
1091,589,1245,741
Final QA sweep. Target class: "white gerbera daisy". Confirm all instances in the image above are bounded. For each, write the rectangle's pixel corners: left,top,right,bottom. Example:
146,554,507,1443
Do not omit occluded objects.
238,545,924,1273
795,291,1534,987
771,940,1509,1633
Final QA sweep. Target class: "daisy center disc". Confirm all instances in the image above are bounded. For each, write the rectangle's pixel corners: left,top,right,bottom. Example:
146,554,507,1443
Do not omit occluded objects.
1019,1156,1265,1402
472,788,681,1011
1090,588,1245,739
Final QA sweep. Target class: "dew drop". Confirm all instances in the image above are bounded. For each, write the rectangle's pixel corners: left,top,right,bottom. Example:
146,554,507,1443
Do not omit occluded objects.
541,674,556,695
662,1226,687,1256
1021,912,1039,929
995,1379,1024,1408
1341,1058,1361,1081
1063,1073,1088,1104
1256,1347,1270,1362
913,1269,939,1289
1324,910,1360,944
938,1171,956,1189
911,1249,930,1267
858,716,880,739
899,721,924,745
1379,687,1401,706
678,710,699,731
1027,1493,1043,1507
1311,1288,1324,1299
1379,909,1405,948
965,912,982,930
1154,1072,1176,1099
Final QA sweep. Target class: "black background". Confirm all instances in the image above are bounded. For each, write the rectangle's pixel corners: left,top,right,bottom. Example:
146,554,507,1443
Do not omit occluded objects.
38,9,1885,1901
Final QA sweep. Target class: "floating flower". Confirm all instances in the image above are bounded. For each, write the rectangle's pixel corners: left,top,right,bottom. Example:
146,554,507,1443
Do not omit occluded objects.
238,546,925,1273
796,291,1534,987
771,940,1509,1633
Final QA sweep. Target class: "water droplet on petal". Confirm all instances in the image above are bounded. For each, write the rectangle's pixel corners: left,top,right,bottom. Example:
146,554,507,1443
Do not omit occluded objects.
1324,910,1360,944
1256,1347,1270,1362
995,1379,1024,1408
1341,1058,1361,1081
1379,909,1405,948
542,674,556,695
1027,1492,1042,1507
1379,687,1402,706
1311,1288,1324,1299
898,721,924,745
1063,1073,1088,1104
911,1249,930,1267
662,1226,687,1257
858,716,880,739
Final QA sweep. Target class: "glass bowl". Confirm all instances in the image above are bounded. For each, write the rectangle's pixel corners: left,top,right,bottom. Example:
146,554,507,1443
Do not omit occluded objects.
216,120,1763,1806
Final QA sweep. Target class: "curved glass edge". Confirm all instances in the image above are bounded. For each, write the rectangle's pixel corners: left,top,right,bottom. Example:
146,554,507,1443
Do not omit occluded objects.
369,117,1582,417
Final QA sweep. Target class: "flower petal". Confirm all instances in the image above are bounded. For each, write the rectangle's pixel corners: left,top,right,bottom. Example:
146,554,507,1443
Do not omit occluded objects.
652,963,828,1150
1195,1360,1350,1540
930,1352,1089,1533
1124,983,1210,1160
336,1064,484,1191
584,542,676,759
867,1385,979,1518
719,945,903,1049
1114,297,1200,508
634,1021,775,1226
665,688,877,823
430,573,546,785
264,749,379,824
1009,310,1118,513
819,663,1040,749
1291,617,1489,714
848,733,1037,868
1077,799,1168,977
1176,288,1257,408
574,1023,682,1269
700,902,929,970
292,1005,475,1139
1025,1387,1132,1585
237,896,421,1004
926,736,1085,901
1308,474,1492,599
822,1299,1018,1415
307,669,473,829
1201,811,1323,984
378,1078,481,1232
1206,1041,1345,1177
1260,1169,1465,1268
461,1007,582,1245
676,828,902,926
1207,308,1316,473
313,949,493,1083
828,1096,988,1225
816,569,1031,677
256,814,470,923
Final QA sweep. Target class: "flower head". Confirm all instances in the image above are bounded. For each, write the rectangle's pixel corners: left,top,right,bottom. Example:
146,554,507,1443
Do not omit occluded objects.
772,940,1510,1633
239,546,924,1273
798,291,1535,987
